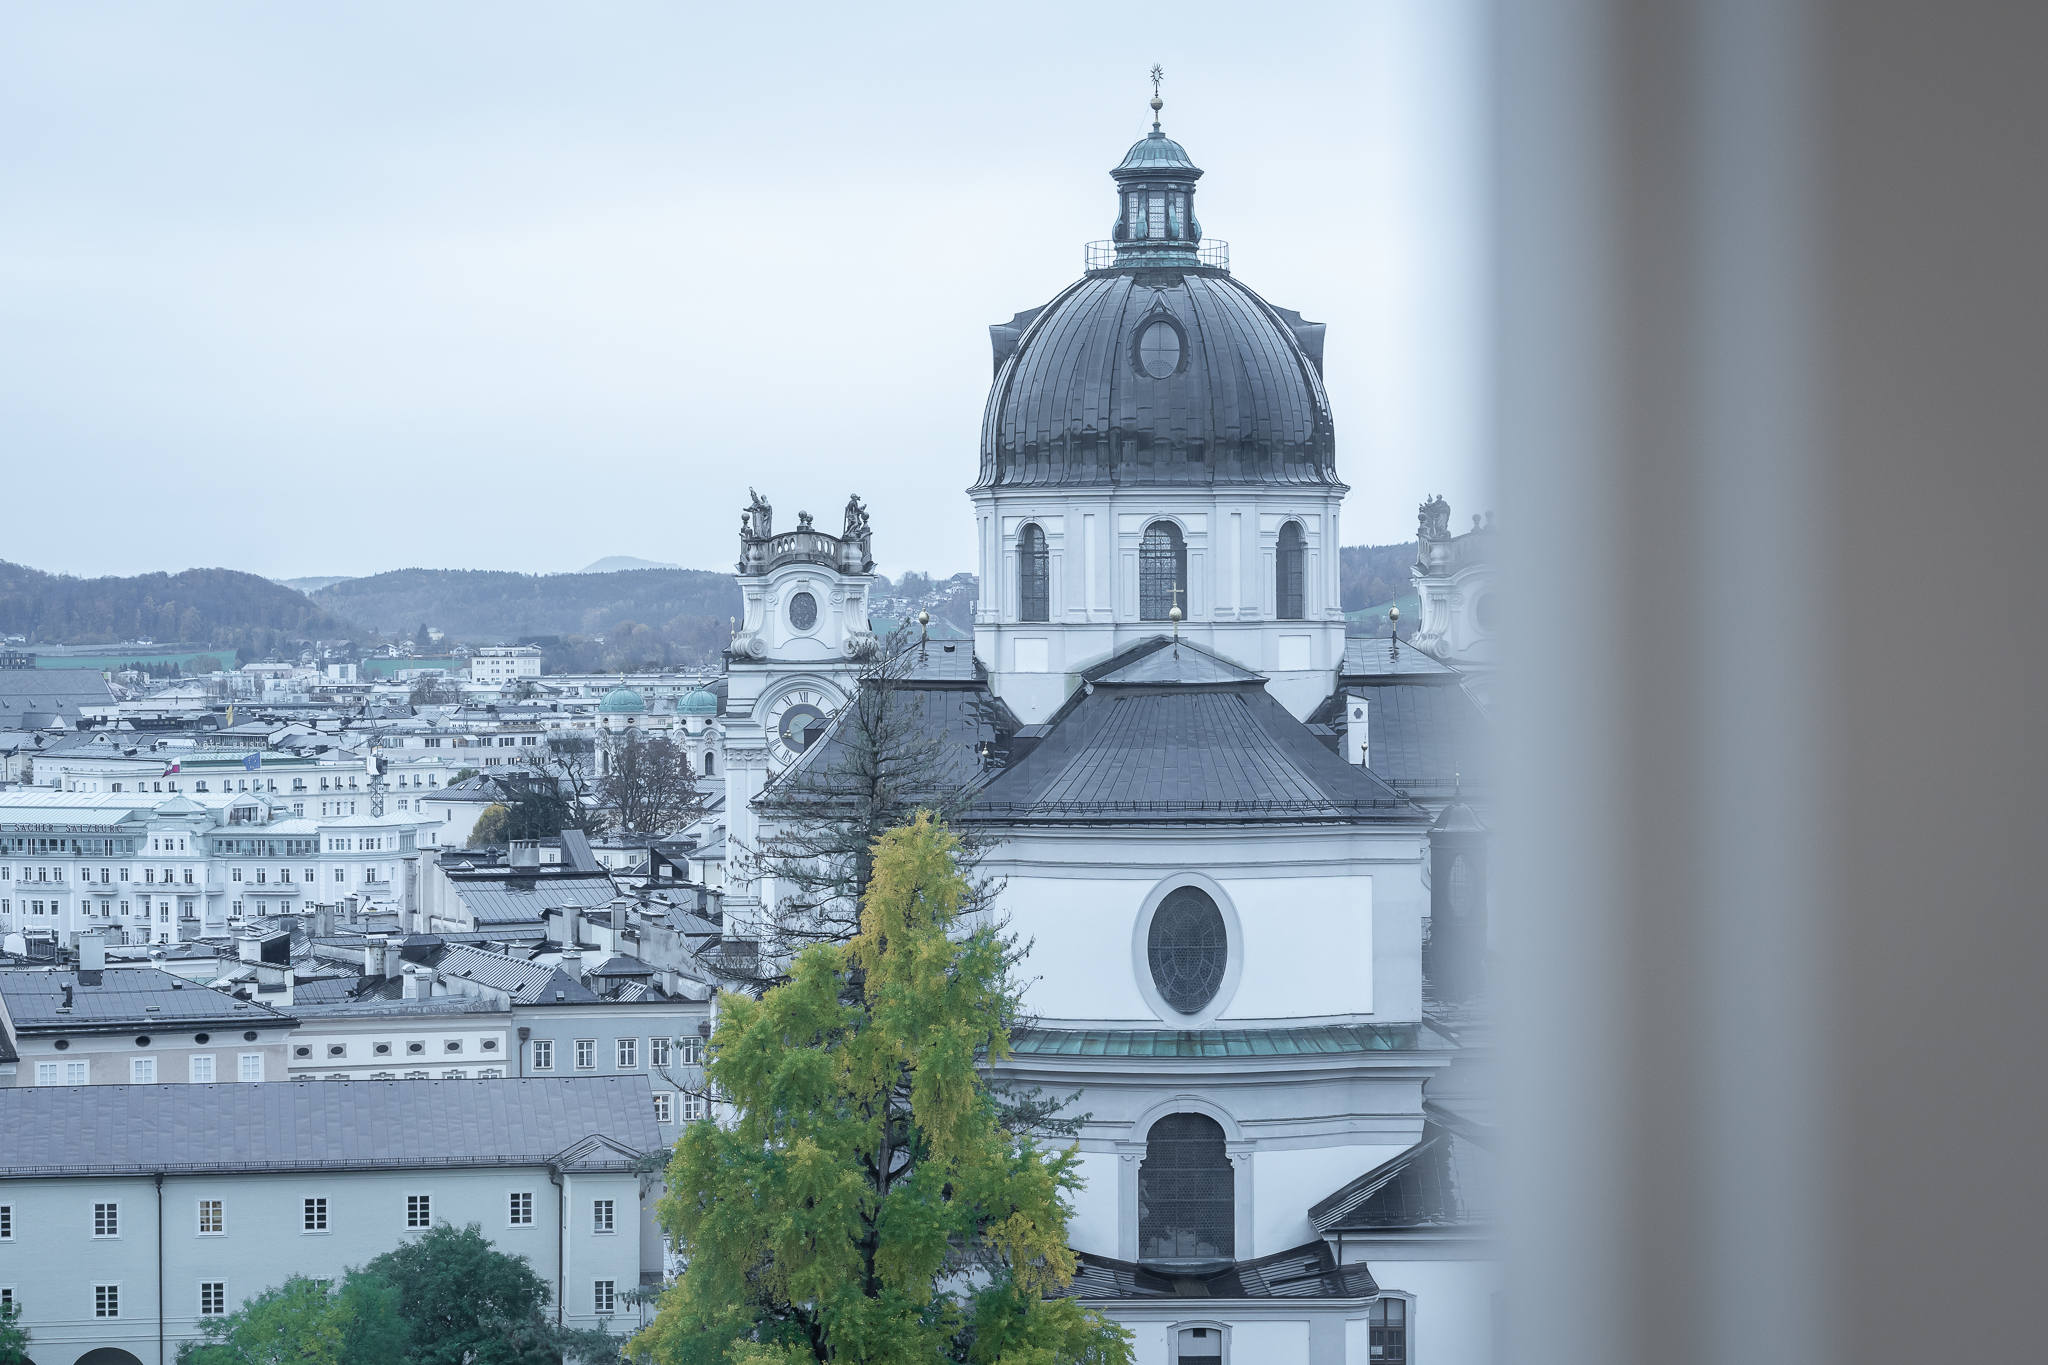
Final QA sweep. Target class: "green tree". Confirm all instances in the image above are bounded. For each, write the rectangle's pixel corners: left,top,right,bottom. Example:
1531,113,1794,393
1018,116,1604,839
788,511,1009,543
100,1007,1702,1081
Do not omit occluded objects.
0,1295,30,1365
631,813,1130,1365
360,1222,621,1365
176,1272,407,1365
469,802,512,848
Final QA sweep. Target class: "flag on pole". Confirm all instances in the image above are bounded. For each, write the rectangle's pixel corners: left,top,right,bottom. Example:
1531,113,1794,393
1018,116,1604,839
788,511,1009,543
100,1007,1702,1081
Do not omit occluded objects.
243,752,261,772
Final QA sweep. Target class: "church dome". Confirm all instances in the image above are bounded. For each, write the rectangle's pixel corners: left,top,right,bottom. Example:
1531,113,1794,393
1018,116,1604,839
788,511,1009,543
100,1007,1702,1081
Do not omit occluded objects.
976,120,1336,491
678,688,718,716
597,687,646,714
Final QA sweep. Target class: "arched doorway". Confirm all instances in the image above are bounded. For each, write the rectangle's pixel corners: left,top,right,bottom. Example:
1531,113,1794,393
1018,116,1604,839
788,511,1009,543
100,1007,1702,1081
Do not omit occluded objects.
74,1349,147,1365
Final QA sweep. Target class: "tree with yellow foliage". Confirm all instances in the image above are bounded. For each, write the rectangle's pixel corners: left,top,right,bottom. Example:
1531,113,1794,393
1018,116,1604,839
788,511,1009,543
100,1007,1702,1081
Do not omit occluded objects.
630,812,1129,1365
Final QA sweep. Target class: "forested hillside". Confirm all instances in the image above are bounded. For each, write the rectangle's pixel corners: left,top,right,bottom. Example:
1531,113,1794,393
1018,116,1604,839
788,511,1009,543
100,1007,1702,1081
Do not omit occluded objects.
1340,542,1419,612
0,561,357,653
312,567,742,670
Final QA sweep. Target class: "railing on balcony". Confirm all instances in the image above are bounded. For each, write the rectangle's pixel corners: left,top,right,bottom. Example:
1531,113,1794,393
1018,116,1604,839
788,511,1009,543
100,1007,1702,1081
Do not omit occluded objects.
1085,239,1230,272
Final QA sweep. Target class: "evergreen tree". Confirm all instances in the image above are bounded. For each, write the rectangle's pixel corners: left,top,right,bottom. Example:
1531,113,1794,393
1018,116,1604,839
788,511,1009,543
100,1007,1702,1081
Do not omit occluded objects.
631,813,1130,1365
361,1222,621,1365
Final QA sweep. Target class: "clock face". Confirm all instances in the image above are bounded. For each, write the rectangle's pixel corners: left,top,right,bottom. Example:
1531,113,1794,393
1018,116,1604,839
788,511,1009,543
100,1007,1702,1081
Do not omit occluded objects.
766,687,834,757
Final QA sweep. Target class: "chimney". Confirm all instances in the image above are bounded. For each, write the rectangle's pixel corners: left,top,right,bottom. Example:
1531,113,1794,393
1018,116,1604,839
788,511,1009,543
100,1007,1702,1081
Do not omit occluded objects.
238,932,263,964
365,936,388,978
560,948,584,983
78,934,106,972
401,965,422,1000
1344,692,1370,766
509,839,541,870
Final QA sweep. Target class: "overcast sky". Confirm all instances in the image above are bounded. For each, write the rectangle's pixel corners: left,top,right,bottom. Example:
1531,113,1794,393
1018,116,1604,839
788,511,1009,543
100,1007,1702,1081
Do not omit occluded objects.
0,1,1488,584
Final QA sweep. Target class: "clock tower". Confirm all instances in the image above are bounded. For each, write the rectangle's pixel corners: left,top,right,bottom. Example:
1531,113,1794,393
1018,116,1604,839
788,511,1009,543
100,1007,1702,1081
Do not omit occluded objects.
719,490,880,936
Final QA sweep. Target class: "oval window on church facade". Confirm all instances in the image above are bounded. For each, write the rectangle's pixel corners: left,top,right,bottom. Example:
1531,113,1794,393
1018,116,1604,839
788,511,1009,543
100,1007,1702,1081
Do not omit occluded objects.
1135,319,1183,379
787,592,818,631
1148,886,1227,1015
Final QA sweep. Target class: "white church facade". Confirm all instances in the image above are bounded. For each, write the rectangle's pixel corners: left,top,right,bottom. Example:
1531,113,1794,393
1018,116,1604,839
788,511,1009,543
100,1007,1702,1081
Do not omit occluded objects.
707,104,1496,1365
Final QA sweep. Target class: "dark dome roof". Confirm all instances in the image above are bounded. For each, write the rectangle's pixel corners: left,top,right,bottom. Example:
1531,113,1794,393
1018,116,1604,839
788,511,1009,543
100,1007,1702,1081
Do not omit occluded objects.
977,270,1336,489
1118,128,1197,172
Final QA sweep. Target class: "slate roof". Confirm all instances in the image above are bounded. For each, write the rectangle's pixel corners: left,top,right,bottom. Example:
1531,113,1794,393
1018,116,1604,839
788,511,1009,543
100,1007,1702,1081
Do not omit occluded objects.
966,684,1413,822
1308,1120,1497,1231
590,955,656,978
560,828,601,872
1057,1240,1378,1302
0,1076,661,1177
1351,684,1490,790
0,668,116,721
1092,636,1264,686
450,876,617,926
0,967,295,1033
1340,637,1458,679
436,944,599,1004
1008,1023,1426,1057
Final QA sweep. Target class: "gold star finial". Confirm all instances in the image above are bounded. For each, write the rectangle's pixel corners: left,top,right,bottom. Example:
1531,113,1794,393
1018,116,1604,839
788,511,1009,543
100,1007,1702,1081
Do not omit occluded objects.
1149,64,1165,121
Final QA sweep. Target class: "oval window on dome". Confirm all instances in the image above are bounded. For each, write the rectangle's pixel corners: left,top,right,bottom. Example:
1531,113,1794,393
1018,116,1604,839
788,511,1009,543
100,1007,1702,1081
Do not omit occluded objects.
787,592,818,631
1136,320,1182,379
1148,886,1227,1015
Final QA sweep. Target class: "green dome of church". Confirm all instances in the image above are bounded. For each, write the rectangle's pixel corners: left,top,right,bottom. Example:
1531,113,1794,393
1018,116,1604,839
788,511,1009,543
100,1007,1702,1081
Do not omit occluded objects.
597,687,646,714
678,688,718,716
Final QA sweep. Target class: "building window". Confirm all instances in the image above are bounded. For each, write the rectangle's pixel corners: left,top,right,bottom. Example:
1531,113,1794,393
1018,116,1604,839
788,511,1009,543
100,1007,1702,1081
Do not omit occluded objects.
593,1199,614,1234
201,1280,227,1317
239,1053,264,1083
683,1092,706,1121
1369,1297,1408,1363
575,1039,595,1069
593,1279,616,1316
652,1092,673,1123
1139,521,1187,621
1175,1325,1225,1365
1276,521,1306,620
0,1205,11,1240
649,1036,671,1068
509,1192,533,1226
94,1202,119,1238
1136,317,1183,377
190,1055,216,1084
198,1199,224,1235
407,1195,431,1228
304,1197,328,1232
616,1038,637,1069
1138,1113,1234,1262
1018,523,1050,622
130,1057,156,1084
703,751,714,776
1148,886,1228,1015
531,1040,554,1071
95,1283,120,1317
678,1035,702,1066
37,1060,88,1085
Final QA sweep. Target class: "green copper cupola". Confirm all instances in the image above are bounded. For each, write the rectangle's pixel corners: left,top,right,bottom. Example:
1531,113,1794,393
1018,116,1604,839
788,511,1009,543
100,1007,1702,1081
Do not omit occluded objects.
1109,85,1205,268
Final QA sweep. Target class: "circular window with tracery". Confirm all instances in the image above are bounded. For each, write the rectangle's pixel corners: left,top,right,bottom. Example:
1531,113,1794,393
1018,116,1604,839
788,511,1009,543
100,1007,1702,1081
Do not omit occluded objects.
1148,886,1227,1015
788,591,818,631
1135,319,1183,379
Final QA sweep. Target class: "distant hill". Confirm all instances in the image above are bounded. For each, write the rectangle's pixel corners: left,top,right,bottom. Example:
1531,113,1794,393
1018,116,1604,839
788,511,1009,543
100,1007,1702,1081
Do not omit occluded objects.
581,555,682,573
1340,543,1419,614
0,561,358,653
311,567,741,671
277,575,355,593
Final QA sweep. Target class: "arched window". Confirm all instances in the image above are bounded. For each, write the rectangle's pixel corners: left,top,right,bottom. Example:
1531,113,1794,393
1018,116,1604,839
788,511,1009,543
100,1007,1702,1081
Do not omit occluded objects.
1139,521,1187,622
1275,521,1305,620
1018,523,1050,622
1139,1113,1234,1261
702,750,715,777
1148,886,1227,1014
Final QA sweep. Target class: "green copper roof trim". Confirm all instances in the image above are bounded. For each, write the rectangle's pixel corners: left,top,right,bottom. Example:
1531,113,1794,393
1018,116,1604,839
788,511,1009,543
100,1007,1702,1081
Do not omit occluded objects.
1006,1023,1422,1058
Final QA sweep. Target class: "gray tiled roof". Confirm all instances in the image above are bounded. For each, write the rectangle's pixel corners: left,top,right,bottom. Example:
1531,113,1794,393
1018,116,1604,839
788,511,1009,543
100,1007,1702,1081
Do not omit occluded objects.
1057,1240,1378,1302
0,1076,660,1177
1308,1120,1496,1231
968,686,1414,822
1356,683,1491,789
437,944,598,1003
1340,637,1457,678
451,876,617,926
0,967,295,1033
1092,637,1265,686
